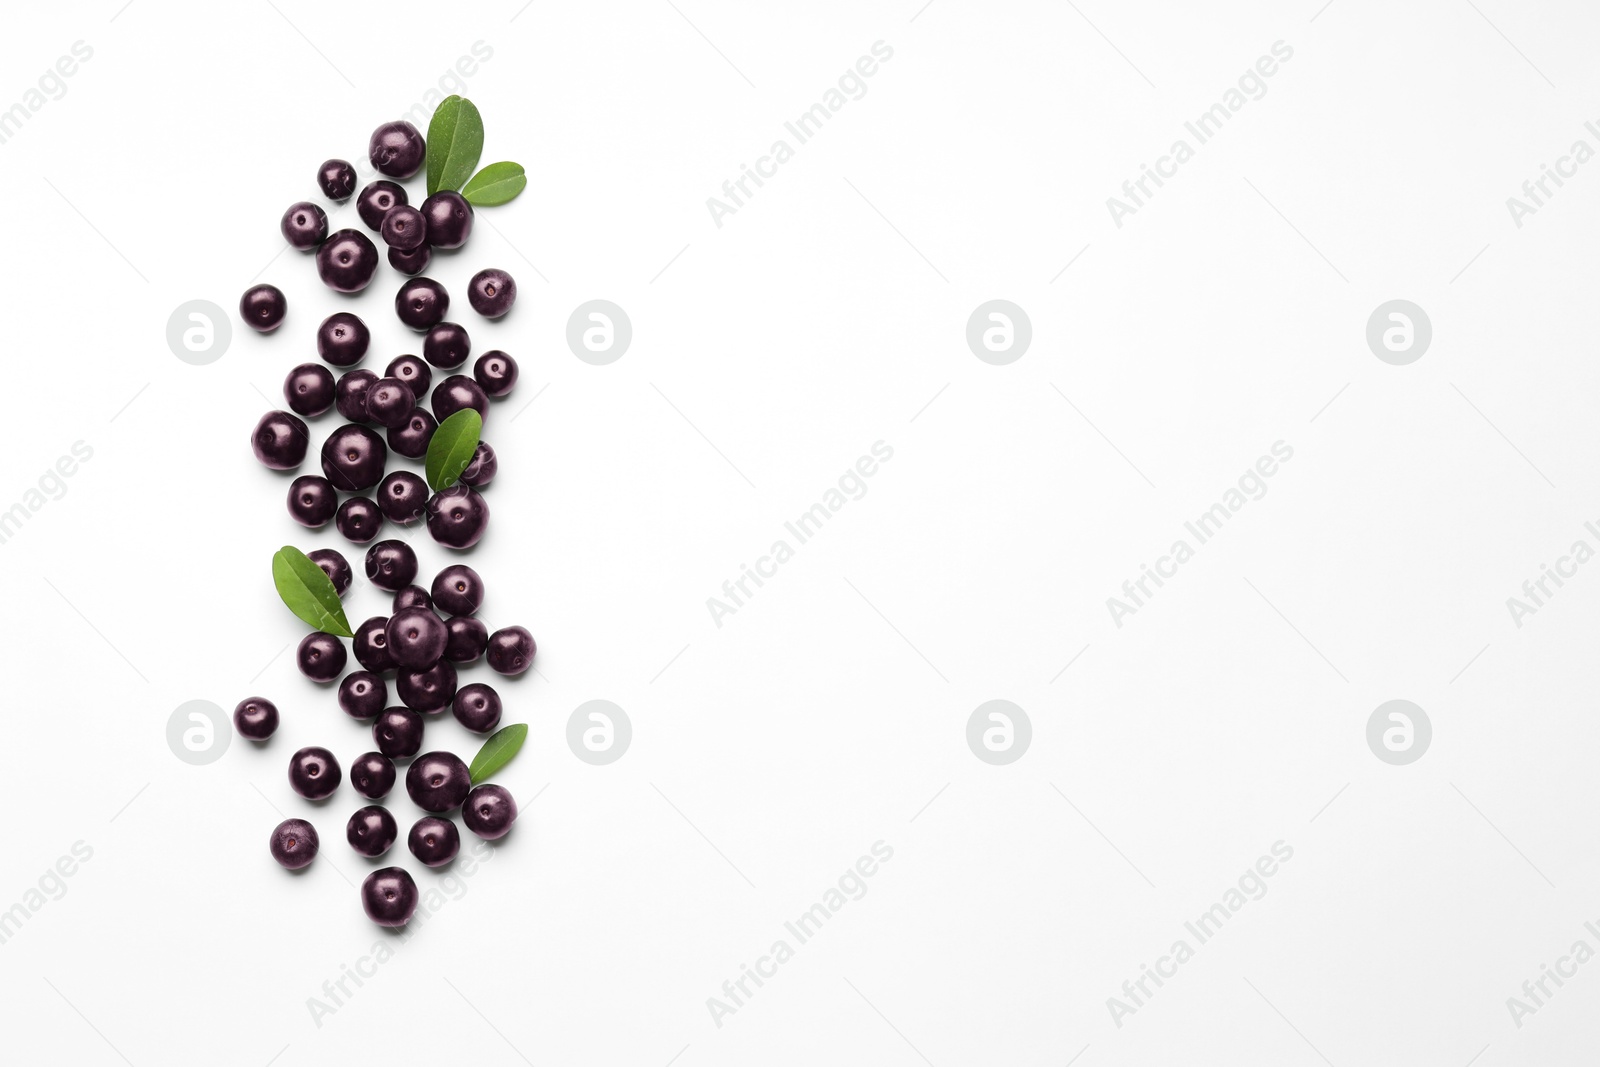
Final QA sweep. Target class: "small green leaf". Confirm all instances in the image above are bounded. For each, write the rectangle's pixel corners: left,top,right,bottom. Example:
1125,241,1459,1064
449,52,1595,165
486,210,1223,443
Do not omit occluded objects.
469,724,528,785
426,96,484,195
272,546,353,637
425,408,482,491
462,162,527,206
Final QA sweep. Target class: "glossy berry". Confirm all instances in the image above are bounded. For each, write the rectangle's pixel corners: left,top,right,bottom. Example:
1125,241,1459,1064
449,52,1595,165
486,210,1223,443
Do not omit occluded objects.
388,244,431,276
337,671,387,719
297,632,347,683
316,228,380,293
336,496,384,544
356,180,407,230
361,867,419,927
408,816,460,867
288,746,341,800
281,201,328,249
431,564,484,616
287,475,338,528
380,204,428,251
426,485,490,549
321,424,387,491
460,442,497,488
463,784,517,840
347,805,398,857
350,752,396,799
317,312,370,367
423,322,470,369
376,471,429,525
386,409,437,459
444,616,488,663
335,370,378,422
365,377,416,430
406,752,471,812
473,351,518,397
318,158,357,201
486,626,536,676
353,616,396,673
369,120,425,178
421,191,473,248
365,539,417,591
451,683,501,732
307,547,352,597
396,277,448,331
240,284,287,332
386,607,448,669
234,697,279,740
373,706,423,759
283,363,336,417
467,268,516,319
386,355,432,398
396,661,457,712
251,410,308,470
270,818,319,870
431,375,490,424
393,586,433,613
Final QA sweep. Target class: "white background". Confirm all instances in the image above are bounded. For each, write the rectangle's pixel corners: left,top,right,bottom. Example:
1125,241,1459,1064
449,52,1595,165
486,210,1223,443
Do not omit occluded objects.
1,1,1598,1064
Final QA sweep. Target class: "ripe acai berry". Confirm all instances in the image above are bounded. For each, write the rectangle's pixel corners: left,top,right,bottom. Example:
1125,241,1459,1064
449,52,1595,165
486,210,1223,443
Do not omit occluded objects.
385,355,432,398
281,201,328,249
451,682,501,732
234,696,279,740
320,424,388,491
473,351,518,397
421,191,473,248
353,616,396,673
396,277,448,330
356,180,407,230
350,752,396,799
240,284,287,332
307,547,352,596
431,565,484,615
335,369,379,422
380,204,428,251
346,805,398,857
444,616,488,663
423,322,471,368
486,625,536,676
377,471,429,525
406,752,472,812
373,706,424,759
317,312,370,367
463,784,517,840
288,745,342,800
431,375,490,424
287,475,338,528
361,867,419,927
388,244,431,275
365,377,416,430
316,228,380,293
386,607,448,669
297,632,347,683
336,496,384,544
408,816,460,867
337,670,387,719
426,485,490,549
283,363,336,417
393,585,433,613
270,818,319,870
368,120,426,178
318,158,357,201
251,410,308,470
386,409,436,459
365,539,418,591
467,268,516,319
396,661,457,712
460,442,497,488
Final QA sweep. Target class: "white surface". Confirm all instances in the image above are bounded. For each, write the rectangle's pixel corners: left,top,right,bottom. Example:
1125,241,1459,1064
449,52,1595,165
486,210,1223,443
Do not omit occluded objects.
1,1,1597,1064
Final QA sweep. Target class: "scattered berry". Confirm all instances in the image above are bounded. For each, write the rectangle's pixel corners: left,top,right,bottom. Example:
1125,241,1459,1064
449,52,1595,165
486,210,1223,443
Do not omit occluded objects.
406,752,471,812
297,633,347,683
463,784,517,840
336,496,384,544
473,351,518,397
350,752,397,800
347,805,398,857
251,410,308,470
234,697,279,740
287,475,338,527
361,867,419,926
368,121,425,178
486,626,535,676
288,746,341,800
240,284,287,332
318,158,357,201
408,816,460,867
467,268,516,319
451,683,500,732
337,671,387,719
281,201,328,249
316,229,380,293
317,312,370,367
270,818,319,869
364,539,418,591
283,363,336,417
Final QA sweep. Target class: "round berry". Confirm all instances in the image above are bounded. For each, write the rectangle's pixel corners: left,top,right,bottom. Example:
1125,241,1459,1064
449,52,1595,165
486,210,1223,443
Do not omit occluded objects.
396,661,457,712
361,867,419,927
396,277,448,331
347,805,398,857
460,442,497,488
386,409,437,459
451,683,500,732
317,312,370,367
380,204,427,251
320,424,387,491
240,284,286,332
421,191,472,248
350,752,396,799
287,475,338,528
386,354,432,397
364,539,418,591
251,410,308,470
307,547,352,597
408,816,460,867
316,229,380,293
365,377,416,430
388,243,431,275
431,375,489,424
473,351,518,398
376,470,429,525
423,322,470,368
444,616,488,663
234,697,279,740
467,268,516,319
337,671,387,719
406,752,471,812
336,496,384,544
288,746,341,800
318,158,357,201
284,363,336,417
431,564,484,616
353,616,396,673
335,369,379,422
386,607,448,670
297,633,347,683
270,818,318,870
393,585,433,613
356,180,407,230
369,120,425,178
486,626,535,676
281,201,328,249
426,485,489,549
373,706,424,759
463,784,517,840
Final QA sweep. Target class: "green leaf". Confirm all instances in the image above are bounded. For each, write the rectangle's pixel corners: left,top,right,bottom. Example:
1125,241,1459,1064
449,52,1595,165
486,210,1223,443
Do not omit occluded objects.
469,724,528,785
272,546,353,637
425,408,482,491
426,96,484,195
462,162,527,206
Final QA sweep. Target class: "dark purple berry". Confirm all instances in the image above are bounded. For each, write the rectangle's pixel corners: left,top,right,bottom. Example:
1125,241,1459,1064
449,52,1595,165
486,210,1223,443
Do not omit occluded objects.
396,661,457,712
287,475,338,528
356,180,407,230
376,470,429,525
386,409,437,459
240,284,286,332
234,697,279,740
421,191,472,249
396,277,448,330
251,410,308,470
284,363,336,417
297,632,347,683
486,626,535,676
444,616,488,663
361,867,419,927
353,616,396,673
369,120,425,178
467,268,516,319
423,322,471,369
364,539,417,591
307,547,352,597
431,565,484,616
388,243,431,275
288,746,341,800
408,816,460,867
337,497,384,544
381,204,428,251
335,369,379,422
473,351,518,397
463,784,517,840
386,607,448,670
365,377,416,430
347,805,398,857
316,229,380,293
281,201,328,249
270,818,318,870
373,706,423,759
350,752,396,799
451,683,500,732
426,485,490,549
431,375,489,424
318,158,357,201
337,671,387,719
317,312,370,367
406,752,471,812
460,442,497,488
320,424,387,491
386,355,432,397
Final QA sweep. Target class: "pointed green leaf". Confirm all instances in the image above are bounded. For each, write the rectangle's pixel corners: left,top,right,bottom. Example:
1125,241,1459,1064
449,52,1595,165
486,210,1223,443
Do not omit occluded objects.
469,723,528,785
425,408,482,491
462,162,527,206
426,96,484,195
272,546,353,637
